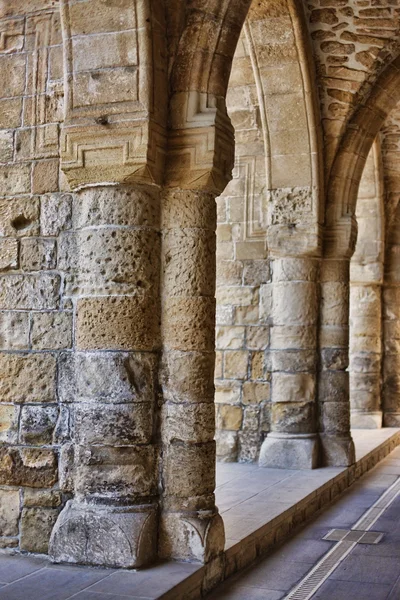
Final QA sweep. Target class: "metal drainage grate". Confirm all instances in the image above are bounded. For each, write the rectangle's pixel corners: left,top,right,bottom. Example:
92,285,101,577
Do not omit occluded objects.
284,476,400,600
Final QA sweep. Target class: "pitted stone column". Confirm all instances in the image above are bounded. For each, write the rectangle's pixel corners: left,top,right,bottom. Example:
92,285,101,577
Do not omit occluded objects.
319,258,355,466
382,214,400,426
259,257,319,469
159,189,224,562
349,283,382,428
49,185,161,568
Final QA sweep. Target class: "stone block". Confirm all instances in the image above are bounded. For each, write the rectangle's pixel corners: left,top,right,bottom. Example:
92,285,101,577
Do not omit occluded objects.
59,229,160,296
162,402,214,443
32,159,59,194
50,501,157,568
164,442,215,497
163,297,214,351
20,507,59,553
19,405,59,445
251,352,264,380
0,311,29,349
0,196,40,237
243,260,270,286
224,350,248,379
24,489,62,508
271,372,315,403
320,402,350,435
58,351,157,404
74,445,157,500
73,186,159,229
0,238,18,271
0,54,25,98
0,98,22,129
0,130,13,163
41,193,72,236
246,325,270,350
319,370,349,403
216,325,245,350
0,404,19,444
214,381,241,404
0,447,57,488
234,303,260,324
266,348,317,372
76,296,160,351
259,433,319,469
0,352,56,403
216,304,234,325
217,404,243,431
215,429,238,462
216,286,255,306
160,350,215,404
321,282,349,326
0,274,60,309
242,381,271,404
74,402,153,445
0,490,20,536
0,164,31,196
272,401,315,434
20,238,56,271
270,325,316,350
163,229,216,296
31,312,72,349
273,282,317,326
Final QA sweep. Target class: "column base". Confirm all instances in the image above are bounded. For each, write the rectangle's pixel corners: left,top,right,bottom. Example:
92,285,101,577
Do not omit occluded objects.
259,433,319,470
383,412,400,427
159,510,225,563
320,434,355,467
351,411,382,429
49,501,157,568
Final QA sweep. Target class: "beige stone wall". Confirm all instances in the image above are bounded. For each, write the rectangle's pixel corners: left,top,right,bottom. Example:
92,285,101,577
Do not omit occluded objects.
0,5,67,552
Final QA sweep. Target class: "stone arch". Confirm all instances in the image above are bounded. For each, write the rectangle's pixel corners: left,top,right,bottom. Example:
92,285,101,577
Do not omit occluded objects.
214,0,324,466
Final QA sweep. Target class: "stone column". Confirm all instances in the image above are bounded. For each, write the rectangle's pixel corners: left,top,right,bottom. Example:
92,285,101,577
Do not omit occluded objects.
159,188,224,562
382,206,400,426
49,185,161,568
319,258,355,466
259,257,319,469
349,283,382,428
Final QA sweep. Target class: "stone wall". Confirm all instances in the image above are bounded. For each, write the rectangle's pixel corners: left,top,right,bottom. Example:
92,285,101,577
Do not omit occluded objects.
0,5,69,553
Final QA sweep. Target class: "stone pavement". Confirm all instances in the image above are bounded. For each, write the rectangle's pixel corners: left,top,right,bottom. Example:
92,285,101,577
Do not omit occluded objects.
207,445,400,600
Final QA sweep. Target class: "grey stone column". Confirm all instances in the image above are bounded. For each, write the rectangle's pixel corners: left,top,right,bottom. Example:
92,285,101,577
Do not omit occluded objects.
159,189,225,562
350,283,382,428
259,257,320,469
49,185,161,568
319,258,355,466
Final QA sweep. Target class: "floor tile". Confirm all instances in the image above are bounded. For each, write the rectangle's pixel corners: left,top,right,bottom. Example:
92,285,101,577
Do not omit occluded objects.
67,592,151,600
0,555,47,584
88,562,199,598
207,583,284,599
0,566,111,600
228,558,314,592
313,579,392,599
330,554,400,585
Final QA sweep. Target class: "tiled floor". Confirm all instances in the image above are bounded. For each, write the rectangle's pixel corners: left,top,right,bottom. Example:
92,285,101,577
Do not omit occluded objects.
207,444,400,600
0,428,398,600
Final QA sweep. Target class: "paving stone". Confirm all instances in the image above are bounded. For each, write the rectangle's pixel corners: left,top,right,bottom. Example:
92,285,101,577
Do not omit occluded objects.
313,580,392,600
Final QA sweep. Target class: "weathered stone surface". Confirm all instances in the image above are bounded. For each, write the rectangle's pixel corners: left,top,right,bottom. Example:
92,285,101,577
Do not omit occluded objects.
0,274,60,309
259,434,319,469
76,296,160,350
163,402,215,443
24,489,62,508
19,406,59,445
20,507,60,553
0,353,56,403
0,311,29,349
41,194,72,236
164,442,215,497
0,404,19,444
0,197,40,237
31,312,72,349
20,238,57,271
0,238,18,271
0,490,19,537
0,447,57,488
58,352,157,403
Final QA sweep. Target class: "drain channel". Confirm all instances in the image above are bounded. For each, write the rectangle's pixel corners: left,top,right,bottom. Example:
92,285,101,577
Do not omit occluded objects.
284,476,400,600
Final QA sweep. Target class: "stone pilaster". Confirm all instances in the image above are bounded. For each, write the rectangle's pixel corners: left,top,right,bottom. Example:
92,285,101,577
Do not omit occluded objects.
319,258,355,466
349,283,382,428
49,186,161,568
259,257,320,469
